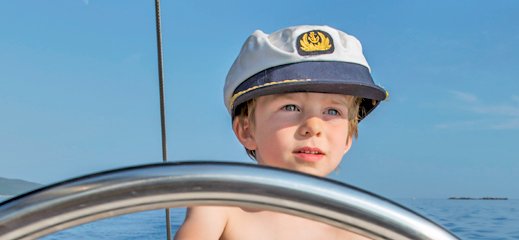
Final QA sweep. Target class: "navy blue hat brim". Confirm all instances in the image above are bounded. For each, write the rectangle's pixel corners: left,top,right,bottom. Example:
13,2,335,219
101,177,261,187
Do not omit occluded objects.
231,61,386,121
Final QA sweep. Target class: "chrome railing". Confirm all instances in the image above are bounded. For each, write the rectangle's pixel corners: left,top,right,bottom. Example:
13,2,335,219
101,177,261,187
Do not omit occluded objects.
0,162,458,240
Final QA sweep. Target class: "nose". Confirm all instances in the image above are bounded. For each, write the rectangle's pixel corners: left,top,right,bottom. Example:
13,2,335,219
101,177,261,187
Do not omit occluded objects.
298,116,322,137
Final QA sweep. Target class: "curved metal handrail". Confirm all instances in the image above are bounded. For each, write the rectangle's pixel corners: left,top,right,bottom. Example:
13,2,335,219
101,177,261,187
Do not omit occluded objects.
0,162,458,240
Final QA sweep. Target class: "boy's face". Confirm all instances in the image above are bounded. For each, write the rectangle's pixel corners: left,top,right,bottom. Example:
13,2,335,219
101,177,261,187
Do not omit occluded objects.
234,92,353,177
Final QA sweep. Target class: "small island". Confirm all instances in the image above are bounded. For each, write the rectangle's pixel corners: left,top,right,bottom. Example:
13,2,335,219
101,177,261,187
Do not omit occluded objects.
449,197,507,200
0,177,42,196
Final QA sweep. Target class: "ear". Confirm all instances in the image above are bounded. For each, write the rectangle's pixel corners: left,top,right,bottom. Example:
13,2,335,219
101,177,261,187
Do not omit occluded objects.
344,135,353,154
233,117,258,151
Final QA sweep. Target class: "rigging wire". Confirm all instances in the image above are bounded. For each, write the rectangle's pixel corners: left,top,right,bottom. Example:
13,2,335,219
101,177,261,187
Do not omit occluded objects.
154,0,172,239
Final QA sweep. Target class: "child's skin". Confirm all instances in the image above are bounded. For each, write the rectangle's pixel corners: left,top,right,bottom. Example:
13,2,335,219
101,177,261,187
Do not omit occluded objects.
174,92,370,240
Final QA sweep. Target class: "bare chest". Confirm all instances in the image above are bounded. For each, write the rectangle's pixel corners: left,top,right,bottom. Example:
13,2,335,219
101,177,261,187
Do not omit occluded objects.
220,209,353,240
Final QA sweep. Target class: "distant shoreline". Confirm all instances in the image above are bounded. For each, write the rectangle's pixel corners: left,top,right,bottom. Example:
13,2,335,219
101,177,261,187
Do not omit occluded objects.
449,197,508,200
0,195,13,197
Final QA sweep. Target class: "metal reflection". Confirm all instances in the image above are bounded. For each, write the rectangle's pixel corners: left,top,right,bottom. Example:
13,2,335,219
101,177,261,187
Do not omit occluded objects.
0,162,459,240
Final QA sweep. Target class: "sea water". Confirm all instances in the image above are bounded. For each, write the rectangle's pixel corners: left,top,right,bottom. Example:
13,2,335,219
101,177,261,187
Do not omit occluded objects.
1,197,518,239
393,198,519,240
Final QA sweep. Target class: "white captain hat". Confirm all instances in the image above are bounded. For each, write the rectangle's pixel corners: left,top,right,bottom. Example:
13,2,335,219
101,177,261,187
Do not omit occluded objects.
224,25,387,120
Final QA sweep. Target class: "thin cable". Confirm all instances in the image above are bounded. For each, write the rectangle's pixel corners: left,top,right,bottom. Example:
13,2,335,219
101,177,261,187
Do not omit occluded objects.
154,0,172,239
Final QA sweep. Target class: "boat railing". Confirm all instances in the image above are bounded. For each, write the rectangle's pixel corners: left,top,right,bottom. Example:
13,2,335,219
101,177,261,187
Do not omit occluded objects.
0,162,459,240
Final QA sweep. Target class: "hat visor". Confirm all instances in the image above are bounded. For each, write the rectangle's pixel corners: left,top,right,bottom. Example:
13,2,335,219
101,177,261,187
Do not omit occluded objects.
231,61,386,120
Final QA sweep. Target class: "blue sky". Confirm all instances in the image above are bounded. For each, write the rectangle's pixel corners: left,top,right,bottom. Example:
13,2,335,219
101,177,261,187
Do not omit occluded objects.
0,0,518,199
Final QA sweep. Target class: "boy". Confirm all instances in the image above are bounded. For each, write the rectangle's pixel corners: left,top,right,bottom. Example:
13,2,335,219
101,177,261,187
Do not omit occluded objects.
174,25,387,240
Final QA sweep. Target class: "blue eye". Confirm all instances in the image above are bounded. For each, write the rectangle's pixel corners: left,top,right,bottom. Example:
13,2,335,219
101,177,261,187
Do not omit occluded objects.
282,105,299,111
326,109,340,116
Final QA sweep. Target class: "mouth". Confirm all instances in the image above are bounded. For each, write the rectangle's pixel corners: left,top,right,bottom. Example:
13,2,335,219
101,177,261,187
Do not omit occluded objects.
293,147,324,162
295,150,322,154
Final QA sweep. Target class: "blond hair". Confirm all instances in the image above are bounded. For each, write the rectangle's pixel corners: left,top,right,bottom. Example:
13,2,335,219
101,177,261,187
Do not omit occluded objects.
234,95,363,161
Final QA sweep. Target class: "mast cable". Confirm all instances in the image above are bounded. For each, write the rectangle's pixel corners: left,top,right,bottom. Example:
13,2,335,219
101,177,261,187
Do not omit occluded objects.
154,0,172,239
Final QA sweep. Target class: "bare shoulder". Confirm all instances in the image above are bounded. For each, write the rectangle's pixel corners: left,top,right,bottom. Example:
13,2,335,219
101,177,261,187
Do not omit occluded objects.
173,206,230,240
336,228,372,240
175,206,372,240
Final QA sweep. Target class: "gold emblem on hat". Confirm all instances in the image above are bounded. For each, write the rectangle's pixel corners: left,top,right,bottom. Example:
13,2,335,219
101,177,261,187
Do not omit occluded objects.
299,31,332,52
